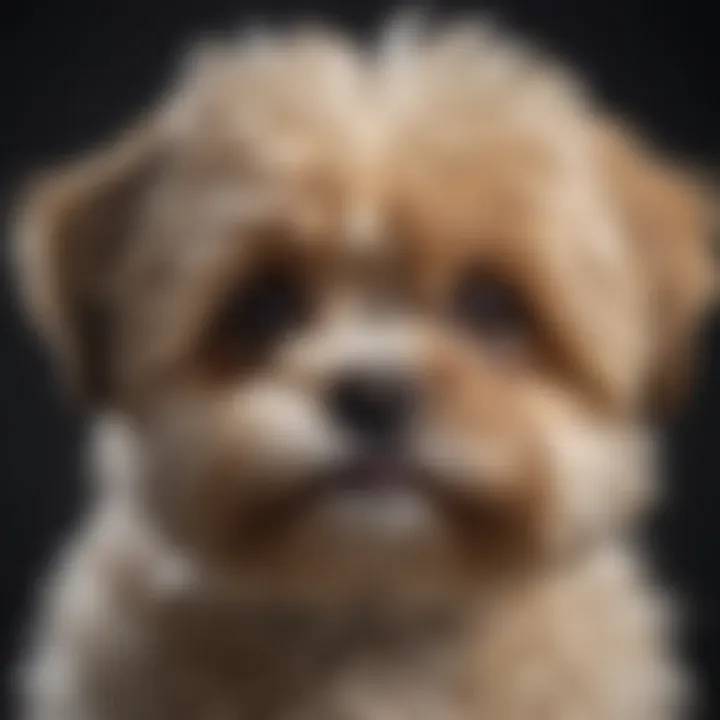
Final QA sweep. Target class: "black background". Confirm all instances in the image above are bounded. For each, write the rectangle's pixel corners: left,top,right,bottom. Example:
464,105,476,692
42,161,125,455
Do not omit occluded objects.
1,1,719,718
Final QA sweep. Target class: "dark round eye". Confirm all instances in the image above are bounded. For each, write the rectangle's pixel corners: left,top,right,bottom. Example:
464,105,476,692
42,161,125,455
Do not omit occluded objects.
222,267,309,349
452,272,530,349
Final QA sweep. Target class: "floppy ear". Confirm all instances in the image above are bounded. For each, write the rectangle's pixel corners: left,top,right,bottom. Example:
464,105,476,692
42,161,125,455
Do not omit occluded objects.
598,123,717,413
13,125,163,406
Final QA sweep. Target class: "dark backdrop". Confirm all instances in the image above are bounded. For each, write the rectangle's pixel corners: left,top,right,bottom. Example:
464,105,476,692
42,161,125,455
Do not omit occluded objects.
1,1,719,719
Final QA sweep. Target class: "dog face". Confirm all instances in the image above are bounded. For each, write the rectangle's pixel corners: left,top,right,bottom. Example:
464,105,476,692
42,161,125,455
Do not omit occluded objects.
15,27,716,603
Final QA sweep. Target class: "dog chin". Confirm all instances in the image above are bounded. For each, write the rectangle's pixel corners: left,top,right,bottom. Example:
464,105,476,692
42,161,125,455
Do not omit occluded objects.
310,484,441,543
248,460,449,552
221,466,468,602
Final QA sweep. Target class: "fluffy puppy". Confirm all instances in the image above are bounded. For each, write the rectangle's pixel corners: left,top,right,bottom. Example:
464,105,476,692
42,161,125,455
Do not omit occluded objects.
13,21,717,720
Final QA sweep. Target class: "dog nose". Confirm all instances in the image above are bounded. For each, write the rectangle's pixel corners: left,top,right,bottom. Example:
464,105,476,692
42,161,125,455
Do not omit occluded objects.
327,372,417,447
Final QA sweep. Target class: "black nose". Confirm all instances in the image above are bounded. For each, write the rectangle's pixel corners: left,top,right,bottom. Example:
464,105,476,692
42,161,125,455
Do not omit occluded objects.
327,372,417,447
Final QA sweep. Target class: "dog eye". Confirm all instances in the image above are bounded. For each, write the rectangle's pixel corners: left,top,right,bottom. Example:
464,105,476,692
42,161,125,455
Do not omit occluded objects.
452,272,530,352
222,267,309,348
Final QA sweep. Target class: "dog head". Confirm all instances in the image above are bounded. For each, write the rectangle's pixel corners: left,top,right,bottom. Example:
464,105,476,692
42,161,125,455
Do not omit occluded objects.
15,25,716,604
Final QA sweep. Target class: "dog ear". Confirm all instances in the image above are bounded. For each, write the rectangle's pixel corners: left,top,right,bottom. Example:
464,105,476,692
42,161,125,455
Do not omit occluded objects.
597,123,717,414
13,125,163,406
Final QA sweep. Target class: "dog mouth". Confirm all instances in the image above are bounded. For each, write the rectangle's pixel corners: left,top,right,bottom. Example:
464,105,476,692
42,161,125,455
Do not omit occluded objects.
319,456,428,494
231,451,532,566
239,453,521,542
237,455,433,541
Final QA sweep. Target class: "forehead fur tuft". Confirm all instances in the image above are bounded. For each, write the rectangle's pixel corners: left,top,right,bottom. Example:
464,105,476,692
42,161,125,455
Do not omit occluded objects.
160,19,590,161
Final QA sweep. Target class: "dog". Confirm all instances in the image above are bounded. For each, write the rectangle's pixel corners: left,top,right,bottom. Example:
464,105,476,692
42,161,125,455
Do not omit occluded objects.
12,20,717,720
